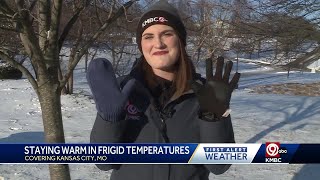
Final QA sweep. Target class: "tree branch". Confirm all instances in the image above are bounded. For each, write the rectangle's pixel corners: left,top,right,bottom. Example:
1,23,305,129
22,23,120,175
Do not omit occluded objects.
46,0,62,58
58,5,86,51
0,1,15,16
28,0,38,12
38,0,51,51
59,0,138,89
17,11,47,76
94,0,103,26
0,50,38,90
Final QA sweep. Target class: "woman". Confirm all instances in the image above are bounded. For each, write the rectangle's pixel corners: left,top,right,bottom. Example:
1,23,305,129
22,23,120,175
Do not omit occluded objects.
87,1,240,180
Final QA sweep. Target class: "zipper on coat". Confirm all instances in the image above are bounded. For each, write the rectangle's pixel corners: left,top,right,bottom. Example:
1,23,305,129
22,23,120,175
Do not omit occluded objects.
157,113,169,143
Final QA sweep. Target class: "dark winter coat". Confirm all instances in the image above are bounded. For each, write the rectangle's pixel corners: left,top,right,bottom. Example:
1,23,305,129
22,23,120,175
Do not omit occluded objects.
90,63,235,180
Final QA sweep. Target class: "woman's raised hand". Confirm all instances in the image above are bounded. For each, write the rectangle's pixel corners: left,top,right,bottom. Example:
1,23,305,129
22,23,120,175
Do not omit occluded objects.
191,57,241,118
87,58,136,121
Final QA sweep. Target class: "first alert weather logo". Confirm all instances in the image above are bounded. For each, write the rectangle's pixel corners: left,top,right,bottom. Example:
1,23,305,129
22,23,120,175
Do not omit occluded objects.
203,147,248,161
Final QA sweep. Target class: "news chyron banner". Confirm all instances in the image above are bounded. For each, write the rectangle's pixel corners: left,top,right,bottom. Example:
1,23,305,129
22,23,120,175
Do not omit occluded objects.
0,143,319,164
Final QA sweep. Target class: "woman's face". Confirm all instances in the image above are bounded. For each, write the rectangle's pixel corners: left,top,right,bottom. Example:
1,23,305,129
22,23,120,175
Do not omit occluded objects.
141,24,180,72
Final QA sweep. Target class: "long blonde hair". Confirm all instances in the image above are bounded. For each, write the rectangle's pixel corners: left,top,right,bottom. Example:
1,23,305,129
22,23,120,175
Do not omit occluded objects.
140,40,195,99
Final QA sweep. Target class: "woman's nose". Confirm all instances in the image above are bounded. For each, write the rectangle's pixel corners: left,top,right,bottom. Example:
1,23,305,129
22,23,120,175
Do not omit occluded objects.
154,37,165,48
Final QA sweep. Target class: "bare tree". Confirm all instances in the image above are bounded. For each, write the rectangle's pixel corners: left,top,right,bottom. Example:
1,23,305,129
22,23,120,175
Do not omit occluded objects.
227,0,320,66
0,0,137,179
171,0,233,65
60,0,142,94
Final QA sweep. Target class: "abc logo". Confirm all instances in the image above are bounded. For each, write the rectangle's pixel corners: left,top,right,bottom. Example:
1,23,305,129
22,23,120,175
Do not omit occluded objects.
265,142,287,158
278,149,287,154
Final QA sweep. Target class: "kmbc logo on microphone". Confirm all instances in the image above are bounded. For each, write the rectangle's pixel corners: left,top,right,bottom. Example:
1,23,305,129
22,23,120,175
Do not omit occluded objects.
265,142,287,163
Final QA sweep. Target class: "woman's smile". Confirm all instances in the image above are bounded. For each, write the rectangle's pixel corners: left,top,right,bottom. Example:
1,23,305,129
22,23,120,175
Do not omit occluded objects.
153,51,169,55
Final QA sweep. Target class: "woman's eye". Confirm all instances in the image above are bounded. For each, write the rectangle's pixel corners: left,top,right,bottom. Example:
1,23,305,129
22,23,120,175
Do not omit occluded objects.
144,36,153,40
164,33,173,36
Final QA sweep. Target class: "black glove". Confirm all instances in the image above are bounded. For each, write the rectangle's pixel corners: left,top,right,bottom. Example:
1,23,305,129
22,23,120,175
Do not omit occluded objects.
191,56,240,119
87,58,136,122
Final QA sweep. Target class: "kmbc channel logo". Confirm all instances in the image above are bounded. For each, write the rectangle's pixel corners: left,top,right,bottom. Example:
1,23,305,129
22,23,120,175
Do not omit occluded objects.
265,142,287,163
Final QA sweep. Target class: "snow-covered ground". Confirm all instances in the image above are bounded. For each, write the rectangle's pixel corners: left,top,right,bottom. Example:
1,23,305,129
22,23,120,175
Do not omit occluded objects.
1,59,320,180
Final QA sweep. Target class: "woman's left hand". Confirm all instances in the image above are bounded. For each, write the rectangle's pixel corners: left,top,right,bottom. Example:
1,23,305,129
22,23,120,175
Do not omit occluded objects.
191,57,241,118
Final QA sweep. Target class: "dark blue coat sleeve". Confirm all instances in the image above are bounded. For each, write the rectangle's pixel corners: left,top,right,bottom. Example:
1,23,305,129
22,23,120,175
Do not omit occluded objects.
198,115,235,174
90,113,127,171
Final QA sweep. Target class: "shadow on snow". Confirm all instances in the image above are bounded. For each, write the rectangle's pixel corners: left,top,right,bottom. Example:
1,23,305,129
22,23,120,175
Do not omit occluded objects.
0,131,45,143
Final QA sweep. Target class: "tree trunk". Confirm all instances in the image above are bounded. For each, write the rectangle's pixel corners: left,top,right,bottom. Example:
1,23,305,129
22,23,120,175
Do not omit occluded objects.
258,40,261,58
38,82,71,180
274,41,278,60
58,59,67,95
197,47,201,62
67,74,74,94
85,52,89,73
